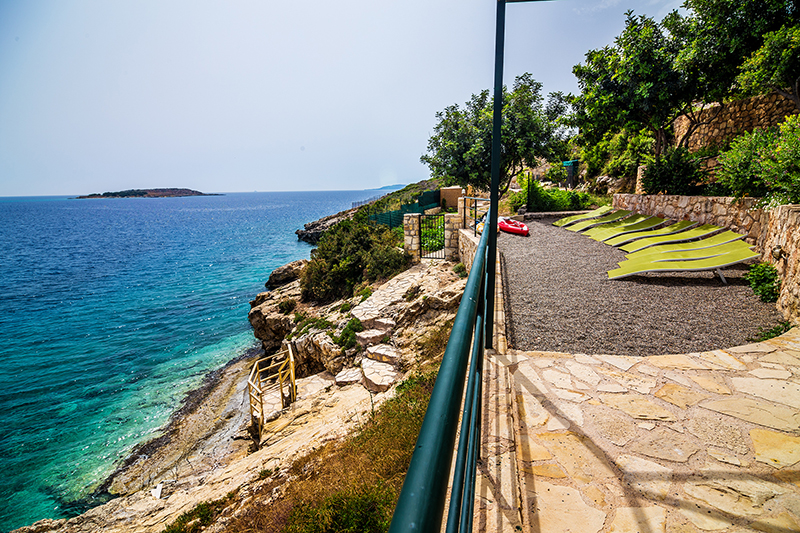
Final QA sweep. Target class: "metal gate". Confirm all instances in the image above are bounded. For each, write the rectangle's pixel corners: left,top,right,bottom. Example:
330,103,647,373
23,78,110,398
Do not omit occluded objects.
420,214,445,259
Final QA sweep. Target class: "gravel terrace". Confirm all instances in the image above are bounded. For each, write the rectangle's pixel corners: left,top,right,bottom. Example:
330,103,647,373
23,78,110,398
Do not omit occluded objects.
499,216,784,356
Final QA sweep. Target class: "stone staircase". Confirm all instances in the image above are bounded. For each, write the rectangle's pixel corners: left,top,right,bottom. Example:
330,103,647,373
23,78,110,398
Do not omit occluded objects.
476,328,800,533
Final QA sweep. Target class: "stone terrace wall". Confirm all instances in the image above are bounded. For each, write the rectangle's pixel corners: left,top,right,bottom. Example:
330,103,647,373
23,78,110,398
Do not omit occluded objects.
613,194,800,324
762,205,800,323
674,93,797,153
613,194,769,246
459,229,480,273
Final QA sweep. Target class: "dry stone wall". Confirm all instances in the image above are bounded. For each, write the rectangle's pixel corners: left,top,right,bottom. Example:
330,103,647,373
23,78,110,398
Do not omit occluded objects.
674,93,797,153
613,194,800,324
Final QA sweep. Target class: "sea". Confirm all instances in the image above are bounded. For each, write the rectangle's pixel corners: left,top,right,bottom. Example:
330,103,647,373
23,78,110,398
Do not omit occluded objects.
0,190,386,532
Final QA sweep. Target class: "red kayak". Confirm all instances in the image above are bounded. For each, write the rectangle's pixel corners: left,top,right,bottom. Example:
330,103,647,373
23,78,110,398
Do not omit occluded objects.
498,218,529,236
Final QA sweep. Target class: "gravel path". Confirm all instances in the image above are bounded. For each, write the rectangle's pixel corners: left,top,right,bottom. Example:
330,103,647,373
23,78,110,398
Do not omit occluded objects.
500,216,784,356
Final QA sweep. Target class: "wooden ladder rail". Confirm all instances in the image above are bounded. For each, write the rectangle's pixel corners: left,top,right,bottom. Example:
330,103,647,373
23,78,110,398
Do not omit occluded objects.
247,345,297,439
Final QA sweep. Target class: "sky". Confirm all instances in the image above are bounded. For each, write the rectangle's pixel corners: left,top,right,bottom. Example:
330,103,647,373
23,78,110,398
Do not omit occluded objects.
0,0,683,197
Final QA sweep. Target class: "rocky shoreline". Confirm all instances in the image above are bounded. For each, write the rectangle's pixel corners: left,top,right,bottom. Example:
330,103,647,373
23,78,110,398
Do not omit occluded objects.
16,253,466,532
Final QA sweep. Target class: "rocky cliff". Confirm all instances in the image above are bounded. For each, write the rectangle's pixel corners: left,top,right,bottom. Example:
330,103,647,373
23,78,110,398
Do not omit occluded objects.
16,260,465,533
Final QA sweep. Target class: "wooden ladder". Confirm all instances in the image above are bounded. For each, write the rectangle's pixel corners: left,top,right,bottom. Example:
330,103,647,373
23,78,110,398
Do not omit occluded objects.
247,344,297,438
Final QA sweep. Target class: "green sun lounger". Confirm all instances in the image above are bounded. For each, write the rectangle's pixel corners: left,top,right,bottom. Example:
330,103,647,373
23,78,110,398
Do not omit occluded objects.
617,240,754,269
553,205,613,227
619,224,722,253
625,230,747,260
567,210,632,232
604,220,697,247
583,214,651,240
608,245,759,283
588,216,667,242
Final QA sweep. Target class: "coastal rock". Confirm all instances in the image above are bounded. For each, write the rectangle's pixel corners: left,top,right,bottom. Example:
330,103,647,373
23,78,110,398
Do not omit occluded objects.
295,208,357,244
266,260,308,289
248,308,294,354
291,332,346,375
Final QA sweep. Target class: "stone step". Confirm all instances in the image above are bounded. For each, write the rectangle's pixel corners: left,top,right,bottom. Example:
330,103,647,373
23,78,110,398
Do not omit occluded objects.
361,358,400,393
366,344,401,365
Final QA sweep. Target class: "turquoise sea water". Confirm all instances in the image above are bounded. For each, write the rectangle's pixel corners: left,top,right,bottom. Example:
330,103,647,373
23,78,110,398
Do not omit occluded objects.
0,191,378,531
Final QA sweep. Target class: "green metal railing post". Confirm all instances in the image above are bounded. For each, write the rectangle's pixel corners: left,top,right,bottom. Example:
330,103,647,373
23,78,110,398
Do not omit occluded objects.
389,213,490,533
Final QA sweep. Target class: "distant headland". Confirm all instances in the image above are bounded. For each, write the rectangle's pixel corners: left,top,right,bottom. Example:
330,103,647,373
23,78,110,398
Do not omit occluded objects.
75,188,221,199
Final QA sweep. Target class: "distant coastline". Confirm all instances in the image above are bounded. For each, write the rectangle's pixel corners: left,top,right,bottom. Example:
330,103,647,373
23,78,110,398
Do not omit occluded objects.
74,188,221,199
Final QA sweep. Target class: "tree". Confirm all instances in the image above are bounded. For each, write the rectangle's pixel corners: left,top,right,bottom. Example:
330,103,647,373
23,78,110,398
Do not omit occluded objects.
571,12,686,157
737,25,800,110
420,73,566,196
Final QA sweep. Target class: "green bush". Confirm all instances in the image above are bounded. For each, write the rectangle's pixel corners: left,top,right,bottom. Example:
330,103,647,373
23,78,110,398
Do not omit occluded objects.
743,262,781,303
641,147,704,195
301,220,411,302
278,299,297,314
330,318,365,352
452,263,467,278
420,223,444,252
523,180,606,212
749,321,792,342
717,114,800,206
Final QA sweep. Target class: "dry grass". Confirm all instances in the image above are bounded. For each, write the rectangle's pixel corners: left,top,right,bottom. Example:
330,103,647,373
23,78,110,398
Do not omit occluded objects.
224,371,437,533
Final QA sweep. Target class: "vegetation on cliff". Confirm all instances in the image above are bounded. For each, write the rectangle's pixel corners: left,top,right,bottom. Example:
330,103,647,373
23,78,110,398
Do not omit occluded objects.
300,219,410,303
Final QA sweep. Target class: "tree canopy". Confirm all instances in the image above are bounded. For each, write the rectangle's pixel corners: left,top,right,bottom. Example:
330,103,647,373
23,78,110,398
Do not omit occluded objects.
420,73,566,196
571,13,688,157
737,24,800,110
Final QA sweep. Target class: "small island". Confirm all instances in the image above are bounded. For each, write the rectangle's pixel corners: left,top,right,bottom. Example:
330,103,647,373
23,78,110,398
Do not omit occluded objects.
75,188,220,199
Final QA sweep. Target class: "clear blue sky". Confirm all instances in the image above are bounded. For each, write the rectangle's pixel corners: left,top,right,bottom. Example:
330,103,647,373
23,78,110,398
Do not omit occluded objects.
0,0,682,196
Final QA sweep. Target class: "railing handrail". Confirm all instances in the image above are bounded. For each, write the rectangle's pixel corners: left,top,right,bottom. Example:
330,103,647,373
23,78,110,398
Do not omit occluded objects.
247,345,297,437
389,208,491,533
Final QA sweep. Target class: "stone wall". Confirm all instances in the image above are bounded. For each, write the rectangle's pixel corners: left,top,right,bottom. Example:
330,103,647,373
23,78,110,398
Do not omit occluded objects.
458,229,480,272
404,212,463,263
613,194,800,324
440,186,464,211
613,194,769,246
444,214,460,261
674,93,797,152
403,213,421,263
761,205,800,323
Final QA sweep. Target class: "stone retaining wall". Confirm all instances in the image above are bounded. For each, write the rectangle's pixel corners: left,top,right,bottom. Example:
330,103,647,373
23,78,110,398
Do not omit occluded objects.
403,214,421,263
613,194,800,324
403,212,464,263
459,229,480,273
674,93,797,152
613,194,769,246
762,205,800,323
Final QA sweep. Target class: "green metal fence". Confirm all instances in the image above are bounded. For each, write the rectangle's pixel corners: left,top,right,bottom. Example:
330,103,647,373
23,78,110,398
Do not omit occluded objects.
368,190,441,229
388,209,491,533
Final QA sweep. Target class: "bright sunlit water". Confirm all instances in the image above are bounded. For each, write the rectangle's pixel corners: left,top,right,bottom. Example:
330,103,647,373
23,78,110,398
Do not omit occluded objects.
0,190,379,531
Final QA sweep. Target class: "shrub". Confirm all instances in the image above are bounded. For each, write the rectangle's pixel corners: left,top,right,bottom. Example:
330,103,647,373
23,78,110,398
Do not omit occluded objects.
330,318,365,352
749,321,792,342
420,223,444,252
523,180,605,212
641,147,704,195
452,263,467,278
717,114,800,206
339,302,352,313
743,262,781,303
715,127,775,200
301,220,411,302
278,299,297,314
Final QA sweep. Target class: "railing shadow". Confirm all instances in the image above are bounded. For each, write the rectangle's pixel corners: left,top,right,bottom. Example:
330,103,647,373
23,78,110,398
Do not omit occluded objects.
506,360,798,533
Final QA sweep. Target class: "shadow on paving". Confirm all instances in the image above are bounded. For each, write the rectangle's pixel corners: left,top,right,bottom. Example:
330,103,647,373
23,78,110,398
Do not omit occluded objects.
499,217,784,356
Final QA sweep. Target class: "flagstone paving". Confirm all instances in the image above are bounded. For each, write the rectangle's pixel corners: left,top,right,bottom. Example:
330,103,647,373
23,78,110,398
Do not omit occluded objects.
479,326,800,532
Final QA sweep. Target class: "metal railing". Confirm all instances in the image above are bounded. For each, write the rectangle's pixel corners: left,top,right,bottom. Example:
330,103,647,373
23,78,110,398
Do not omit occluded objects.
462,196,491,237
247,345,297,437
389,209,491,533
